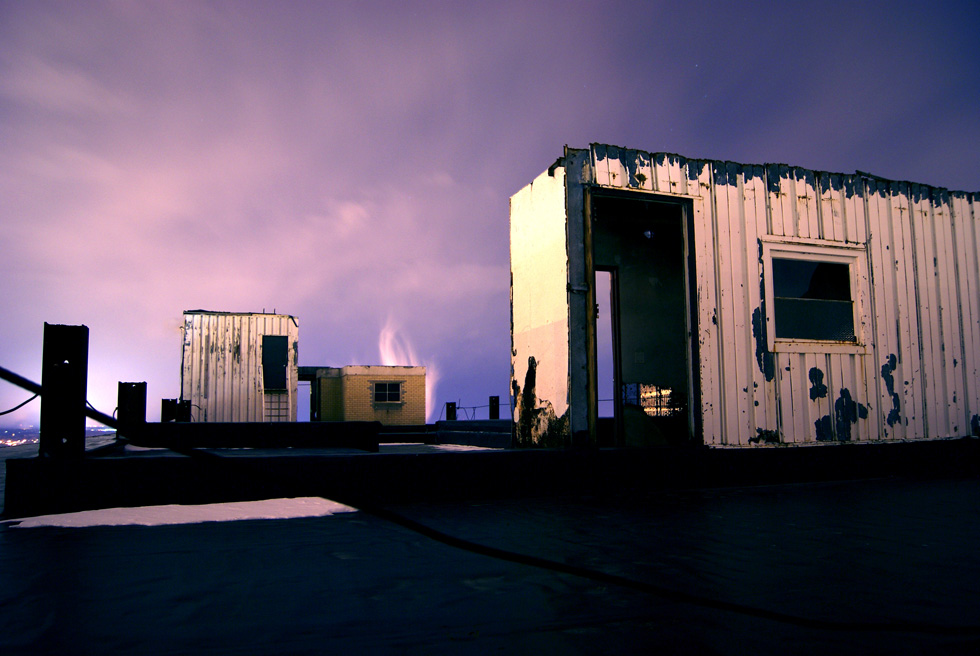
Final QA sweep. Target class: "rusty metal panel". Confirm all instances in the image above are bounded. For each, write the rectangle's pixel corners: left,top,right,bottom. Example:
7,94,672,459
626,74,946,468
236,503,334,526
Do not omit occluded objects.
715,162,758,444
711,163,736,442
951,193,980,435
794,168,820,240
180,311,298,422
690,163,721,442
927,188,963,434
744,166,777,442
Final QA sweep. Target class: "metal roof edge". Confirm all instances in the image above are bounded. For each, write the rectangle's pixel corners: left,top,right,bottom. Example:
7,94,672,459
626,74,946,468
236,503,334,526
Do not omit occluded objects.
585,143,978,195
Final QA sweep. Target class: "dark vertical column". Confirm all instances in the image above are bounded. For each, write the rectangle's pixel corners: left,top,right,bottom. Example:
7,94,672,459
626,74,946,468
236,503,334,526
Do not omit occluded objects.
446,402,456,421
40,323,89,458
161,398,177,422
117,382,147,438
489,396,500,420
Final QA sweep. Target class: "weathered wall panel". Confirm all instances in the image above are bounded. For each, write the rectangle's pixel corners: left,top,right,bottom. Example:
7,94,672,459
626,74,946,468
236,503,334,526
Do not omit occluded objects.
583,144,979,446
952,193,980,435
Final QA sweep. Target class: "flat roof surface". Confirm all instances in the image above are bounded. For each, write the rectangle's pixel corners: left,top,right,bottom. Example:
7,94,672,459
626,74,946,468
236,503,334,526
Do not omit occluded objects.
1,460,978,653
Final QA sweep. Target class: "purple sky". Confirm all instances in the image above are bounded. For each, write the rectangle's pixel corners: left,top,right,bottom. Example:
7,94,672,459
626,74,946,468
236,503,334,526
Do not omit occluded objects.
2,1,979,425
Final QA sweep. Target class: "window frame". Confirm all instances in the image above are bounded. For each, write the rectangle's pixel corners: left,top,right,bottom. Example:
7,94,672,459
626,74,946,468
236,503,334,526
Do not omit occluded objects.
761,238,867,354
372,381,404,405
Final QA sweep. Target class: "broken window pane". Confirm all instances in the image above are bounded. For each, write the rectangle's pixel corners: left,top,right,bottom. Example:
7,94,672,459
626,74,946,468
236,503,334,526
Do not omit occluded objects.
772,258,855,341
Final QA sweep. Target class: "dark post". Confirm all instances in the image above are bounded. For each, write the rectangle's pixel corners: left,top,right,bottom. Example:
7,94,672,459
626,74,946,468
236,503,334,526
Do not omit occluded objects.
117,382,147,438
446,402,457,421
161,398,178,423
489,396,500,420
40,323,89,458
176,400,192,422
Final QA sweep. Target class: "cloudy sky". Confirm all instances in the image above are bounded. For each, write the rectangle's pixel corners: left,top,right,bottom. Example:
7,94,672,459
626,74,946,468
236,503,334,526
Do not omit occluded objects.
2,0,978,425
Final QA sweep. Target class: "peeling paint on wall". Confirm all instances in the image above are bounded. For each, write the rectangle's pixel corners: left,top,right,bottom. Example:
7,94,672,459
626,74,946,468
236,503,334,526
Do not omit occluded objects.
751,307,775,382
880,354,903,429
815,388,869,442
514,356,568,447
834,388,868,442
814,388,870,442
750,428,779,444
808,367,828,401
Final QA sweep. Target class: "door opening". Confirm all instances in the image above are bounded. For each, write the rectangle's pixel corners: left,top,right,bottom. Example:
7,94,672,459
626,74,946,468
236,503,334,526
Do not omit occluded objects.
591,193,695,446
596,270,615,419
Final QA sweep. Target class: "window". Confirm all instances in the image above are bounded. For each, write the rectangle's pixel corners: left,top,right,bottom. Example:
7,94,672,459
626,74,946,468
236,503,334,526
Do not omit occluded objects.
772,258,855,341
374,382,402,403
761,239,866,353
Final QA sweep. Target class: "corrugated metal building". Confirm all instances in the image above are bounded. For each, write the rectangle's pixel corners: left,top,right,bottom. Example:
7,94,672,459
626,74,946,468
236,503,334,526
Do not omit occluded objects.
181,310,299,422
510,144,980,447
299,365,426,426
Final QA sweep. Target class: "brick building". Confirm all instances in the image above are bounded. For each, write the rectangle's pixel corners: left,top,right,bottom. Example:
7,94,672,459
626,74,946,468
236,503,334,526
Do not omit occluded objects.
299,365,426,426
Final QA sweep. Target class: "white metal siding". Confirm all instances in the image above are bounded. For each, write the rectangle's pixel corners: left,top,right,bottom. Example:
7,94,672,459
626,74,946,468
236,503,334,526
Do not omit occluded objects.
588,144,980,445
180,312,299,422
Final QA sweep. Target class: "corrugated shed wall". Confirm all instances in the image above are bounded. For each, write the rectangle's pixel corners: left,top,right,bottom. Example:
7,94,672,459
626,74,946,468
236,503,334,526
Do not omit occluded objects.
180,312,299,422
589,144,980,445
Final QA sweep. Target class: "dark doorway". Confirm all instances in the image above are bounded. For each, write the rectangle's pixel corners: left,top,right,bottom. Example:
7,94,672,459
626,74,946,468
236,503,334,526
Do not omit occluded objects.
262,335,289,391
591,193,695,446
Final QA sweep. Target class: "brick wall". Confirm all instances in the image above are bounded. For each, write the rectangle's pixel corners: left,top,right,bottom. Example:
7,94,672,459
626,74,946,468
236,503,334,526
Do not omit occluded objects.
342,369,426,425
318,376,344,421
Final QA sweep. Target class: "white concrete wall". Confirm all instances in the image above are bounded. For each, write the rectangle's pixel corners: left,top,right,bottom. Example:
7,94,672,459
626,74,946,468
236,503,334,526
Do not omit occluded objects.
510,165,571,441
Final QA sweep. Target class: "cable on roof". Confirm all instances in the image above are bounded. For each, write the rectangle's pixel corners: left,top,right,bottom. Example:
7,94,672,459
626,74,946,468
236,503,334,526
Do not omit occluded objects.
347,499,980,637
0,394,38,416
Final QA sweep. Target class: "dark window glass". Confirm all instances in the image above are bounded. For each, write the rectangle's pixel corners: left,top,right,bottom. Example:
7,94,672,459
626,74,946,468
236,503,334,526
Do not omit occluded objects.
262,335,288,391
374,382,401,403
772,259,855,341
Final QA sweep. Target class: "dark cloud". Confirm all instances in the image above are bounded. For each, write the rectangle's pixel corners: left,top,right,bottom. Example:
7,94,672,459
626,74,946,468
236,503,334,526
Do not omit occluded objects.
1,1,978,423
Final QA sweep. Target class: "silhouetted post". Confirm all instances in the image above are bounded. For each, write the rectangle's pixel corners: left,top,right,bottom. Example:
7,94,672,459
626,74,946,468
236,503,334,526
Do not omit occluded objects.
446,402,457,421
117,382,147,438
40,323,89,458
162,398,192,422
489,396,500,420
176,400,192,422
161,398,178,423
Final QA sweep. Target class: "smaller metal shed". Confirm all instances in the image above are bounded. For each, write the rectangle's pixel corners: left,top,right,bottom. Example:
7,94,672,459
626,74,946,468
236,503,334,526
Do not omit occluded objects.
180,310,299,422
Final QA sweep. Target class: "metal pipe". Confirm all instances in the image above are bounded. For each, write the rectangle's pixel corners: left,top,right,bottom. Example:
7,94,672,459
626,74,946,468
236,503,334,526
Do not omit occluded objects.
0,364,118,429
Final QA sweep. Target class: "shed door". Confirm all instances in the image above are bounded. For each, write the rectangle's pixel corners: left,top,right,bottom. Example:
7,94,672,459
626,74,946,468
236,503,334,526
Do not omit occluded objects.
592,194,695,446
262,335,288,391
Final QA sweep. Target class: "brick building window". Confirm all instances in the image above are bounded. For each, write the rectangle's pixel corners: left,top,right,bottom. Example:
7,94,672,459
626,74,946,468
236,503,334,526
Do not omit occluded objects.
374,382,402,403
